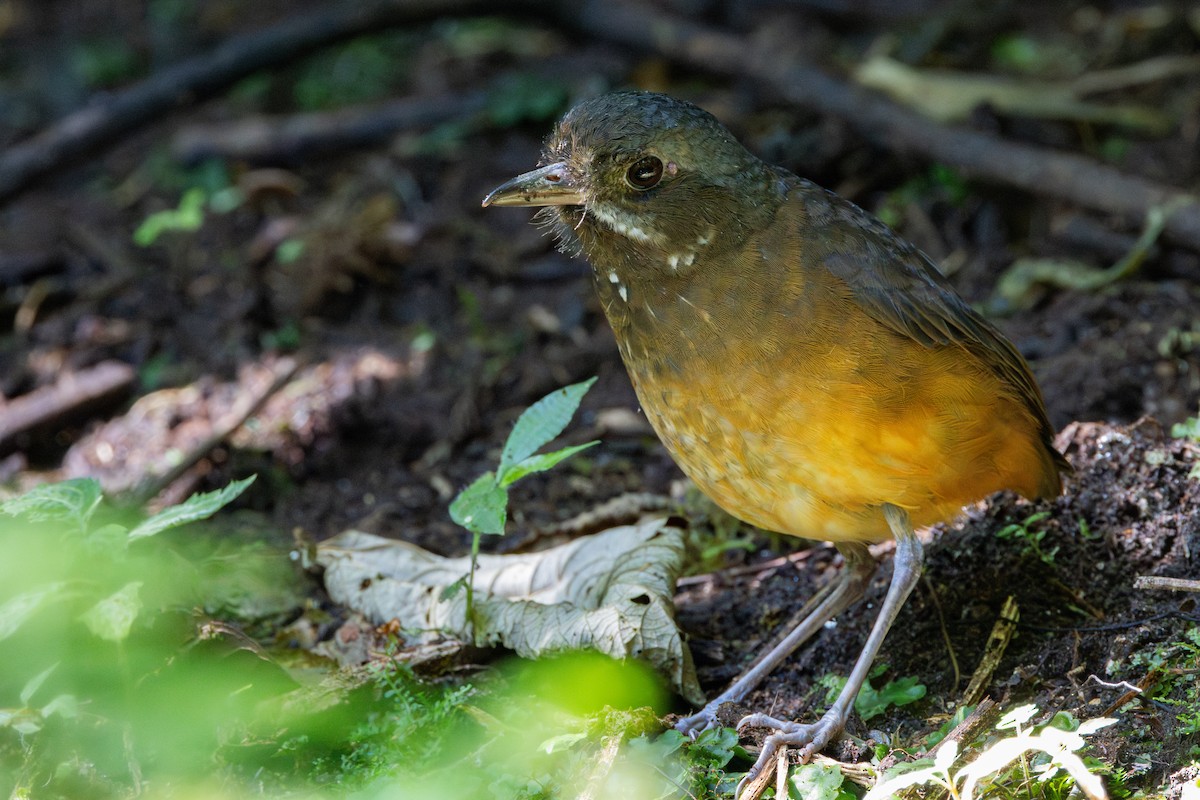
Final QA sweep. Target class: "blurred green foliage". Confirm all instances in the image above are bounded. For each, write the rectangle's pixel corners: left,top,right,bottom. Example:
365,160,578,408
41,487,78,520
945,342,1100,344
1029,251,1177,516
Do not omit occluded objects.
293,33,415,111
875,163,968,229
0,477,264,796
71,37,143,89
0,476,714,799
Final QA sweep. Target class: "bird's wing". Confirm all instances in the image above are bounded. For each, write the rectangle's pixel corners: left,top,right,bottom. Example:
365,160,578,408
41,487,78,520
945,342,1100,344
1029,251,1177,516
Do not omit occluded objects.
789,178,1056,439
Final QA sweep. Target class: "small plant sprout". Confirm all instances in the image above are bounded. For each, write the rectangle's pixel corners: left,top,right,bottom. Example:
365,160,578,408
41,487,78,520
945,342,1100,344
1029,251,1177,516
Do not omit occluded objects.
995,510,1057,565
449,377,599,636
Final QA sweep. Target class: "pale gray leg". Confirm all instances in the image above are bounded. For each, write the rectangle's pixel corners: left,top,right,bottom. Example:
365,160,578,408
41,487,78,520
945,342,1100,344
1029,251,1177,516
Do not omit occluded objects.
675,541,877,737
735,504,923,798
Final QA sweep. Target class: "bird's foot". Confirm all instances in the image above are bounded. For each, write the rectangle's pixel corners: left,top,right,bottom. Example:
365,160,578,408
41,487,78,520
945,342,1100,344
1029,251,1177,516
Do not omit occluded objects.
674,705,722,738
734,709,847,798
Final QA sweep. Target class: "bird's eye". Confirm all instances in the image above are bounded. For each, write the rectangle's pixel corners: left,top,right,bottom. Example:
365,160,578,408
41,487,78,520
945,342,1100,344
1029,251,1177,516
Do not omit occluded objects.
625,156,664,191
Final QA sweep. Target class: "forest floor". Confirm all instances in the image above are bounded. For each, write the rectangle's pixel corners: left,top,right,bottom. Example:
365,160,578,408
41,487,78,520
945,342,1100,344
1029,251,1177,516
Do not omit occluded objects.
1,1,1198,797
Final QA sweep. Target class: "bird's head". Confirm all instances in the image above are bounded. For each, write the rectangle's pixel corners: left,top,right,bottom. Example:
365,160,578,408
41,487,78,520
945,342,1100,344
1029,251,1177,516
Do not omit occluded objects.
483,91,774,275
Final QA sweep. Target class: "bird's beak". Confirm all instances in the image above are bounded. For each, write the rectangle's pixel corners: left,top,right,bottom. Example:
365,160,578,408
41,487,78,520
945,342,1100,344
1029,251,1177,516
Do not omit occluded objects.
481,162,583,208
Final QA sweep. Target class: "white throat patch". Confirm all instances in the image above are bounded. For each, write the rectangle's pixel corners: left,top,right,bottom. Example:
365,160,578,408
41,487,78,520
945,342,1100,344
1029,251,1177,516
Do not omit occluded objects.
589,203,665,247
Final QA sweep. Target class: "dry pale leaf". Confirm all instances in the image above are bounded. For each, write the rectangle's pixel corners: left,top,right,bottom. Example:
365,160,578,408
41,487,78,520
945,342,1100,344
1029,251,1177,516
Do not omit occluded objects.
316,517,703,703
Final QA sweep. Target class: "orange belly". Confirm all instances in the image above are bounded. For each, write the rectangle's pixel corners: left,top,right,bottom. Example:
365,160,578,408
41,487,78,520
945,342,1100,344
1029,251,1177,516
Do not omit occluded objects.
626,327,1057,542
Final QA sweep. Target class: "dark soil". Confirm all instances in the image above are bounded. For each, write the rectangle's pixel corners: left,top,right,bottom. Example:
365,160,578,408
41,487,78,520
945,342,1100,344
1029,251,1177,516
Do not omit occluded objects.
2,0,1199,794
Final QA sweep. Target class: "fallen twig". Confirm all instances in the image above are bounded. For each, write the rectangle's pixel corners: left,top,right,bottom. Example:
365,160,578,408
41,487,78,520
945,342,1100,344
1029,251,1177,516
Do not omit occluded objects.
927,697,1000,757
962,596,1019,707
0,0,491,201
554,2,1200,252
130,357,299,506
1133,575,1200,593
171,90,488,165
0,361,136,455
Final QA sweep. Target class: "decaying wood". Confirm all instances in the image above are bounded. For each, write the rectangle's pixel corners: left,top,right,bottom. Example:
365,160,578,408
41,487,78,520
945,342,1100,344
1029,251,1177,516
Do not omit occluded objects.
927,697,1000,756
130,357,299,505
962,595,1019,706
0,361,136,455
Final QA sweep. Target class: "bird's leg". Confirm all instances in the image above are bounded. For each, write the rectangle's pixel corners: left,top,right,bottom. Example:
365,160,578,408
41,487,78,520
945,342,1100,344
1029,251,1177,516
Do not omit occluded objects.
735,504,924,797
675,541,877,737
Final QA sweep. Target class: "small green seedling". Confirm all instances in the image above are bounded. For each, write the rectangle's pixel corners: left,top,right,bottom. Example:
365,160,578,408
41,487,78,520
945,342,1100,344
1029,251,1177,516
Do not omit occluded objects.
1172,410,1200,479
133,187,208,246
819,664,926,722
448,378,599,635
996,510,1057,566
1173,415,1200,441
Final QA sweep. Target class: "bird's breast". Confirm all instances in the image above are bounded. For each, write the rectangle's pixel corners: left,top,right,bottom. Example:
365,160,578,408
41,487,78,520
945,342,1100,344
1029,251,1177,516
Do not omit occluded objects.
592,260,1055,542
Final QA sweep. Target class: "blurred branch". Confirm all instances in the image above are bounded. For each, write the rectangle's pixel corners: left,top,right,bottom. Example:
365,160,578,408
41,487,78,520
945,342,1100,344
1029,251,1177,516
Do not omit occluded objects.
0,0,490,202
171,91,487,165
130,357,299,507
5,0,1200,254
0,361,136,456
555,1,1200,252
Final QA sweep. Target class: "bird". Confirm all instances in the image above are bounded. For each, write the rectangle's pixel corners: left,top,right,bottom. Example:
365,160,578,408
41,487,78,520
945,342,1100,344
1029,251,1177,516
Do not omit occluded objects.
482,90,1068,792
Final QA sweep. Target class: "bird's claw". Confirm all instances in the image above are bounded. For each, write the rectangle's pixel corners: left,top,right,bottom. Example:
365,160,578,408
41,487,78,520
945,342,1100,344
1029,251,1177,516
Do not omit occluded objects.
733,710,847,799
674,707,721,739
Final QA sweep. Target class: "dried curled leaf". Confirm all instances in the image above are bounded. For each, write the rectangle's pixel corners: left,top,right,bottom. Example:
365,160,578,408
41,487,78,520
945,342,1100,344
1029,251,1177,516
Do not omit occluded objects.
854,54,1176,132
316,518,702,703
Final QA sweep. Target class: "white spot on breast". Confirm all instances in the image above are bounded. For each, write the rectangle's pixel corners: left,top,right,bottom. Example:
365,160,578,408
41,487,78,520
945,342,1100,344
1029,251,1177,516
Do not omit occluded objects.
618,285,628,302
665,226,715,270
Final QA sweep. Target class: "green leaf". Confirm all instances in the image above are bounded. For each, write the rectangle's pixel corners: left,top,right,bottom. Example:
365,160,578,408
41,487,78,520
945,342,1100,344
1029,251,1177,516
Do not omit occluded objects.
20,664,58,706
0,583,69,641
1172,416,1200,442
133,187,208,246
40,694,80,720
856,675,926,721
498,441,598,487
688,726,739,769
538,731,589,754
449,472,507,535
127,475,255,540
80,582,143,642
498,378,596,476
0,478,103,533
439,575,468,601
790,763,853,800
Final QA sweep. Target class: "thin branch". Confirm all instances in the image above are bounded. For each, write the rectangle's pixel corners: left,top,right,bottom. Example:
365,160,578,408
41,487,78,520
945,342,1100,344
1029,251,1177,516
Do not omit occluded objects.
0,0,489,201
7,0,1200,254
171,90,488,165
557,1,1200,252
0,361,136,455
129,357,300,506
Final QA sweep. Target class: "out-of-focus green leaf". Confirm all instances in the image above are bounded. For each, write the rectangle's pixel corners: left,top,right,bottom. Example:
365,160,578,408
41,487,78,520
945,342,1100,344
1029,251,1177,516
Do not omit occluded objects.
127,476,254,540
80,582,143,642
0,479,102,532
0,583,69,642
